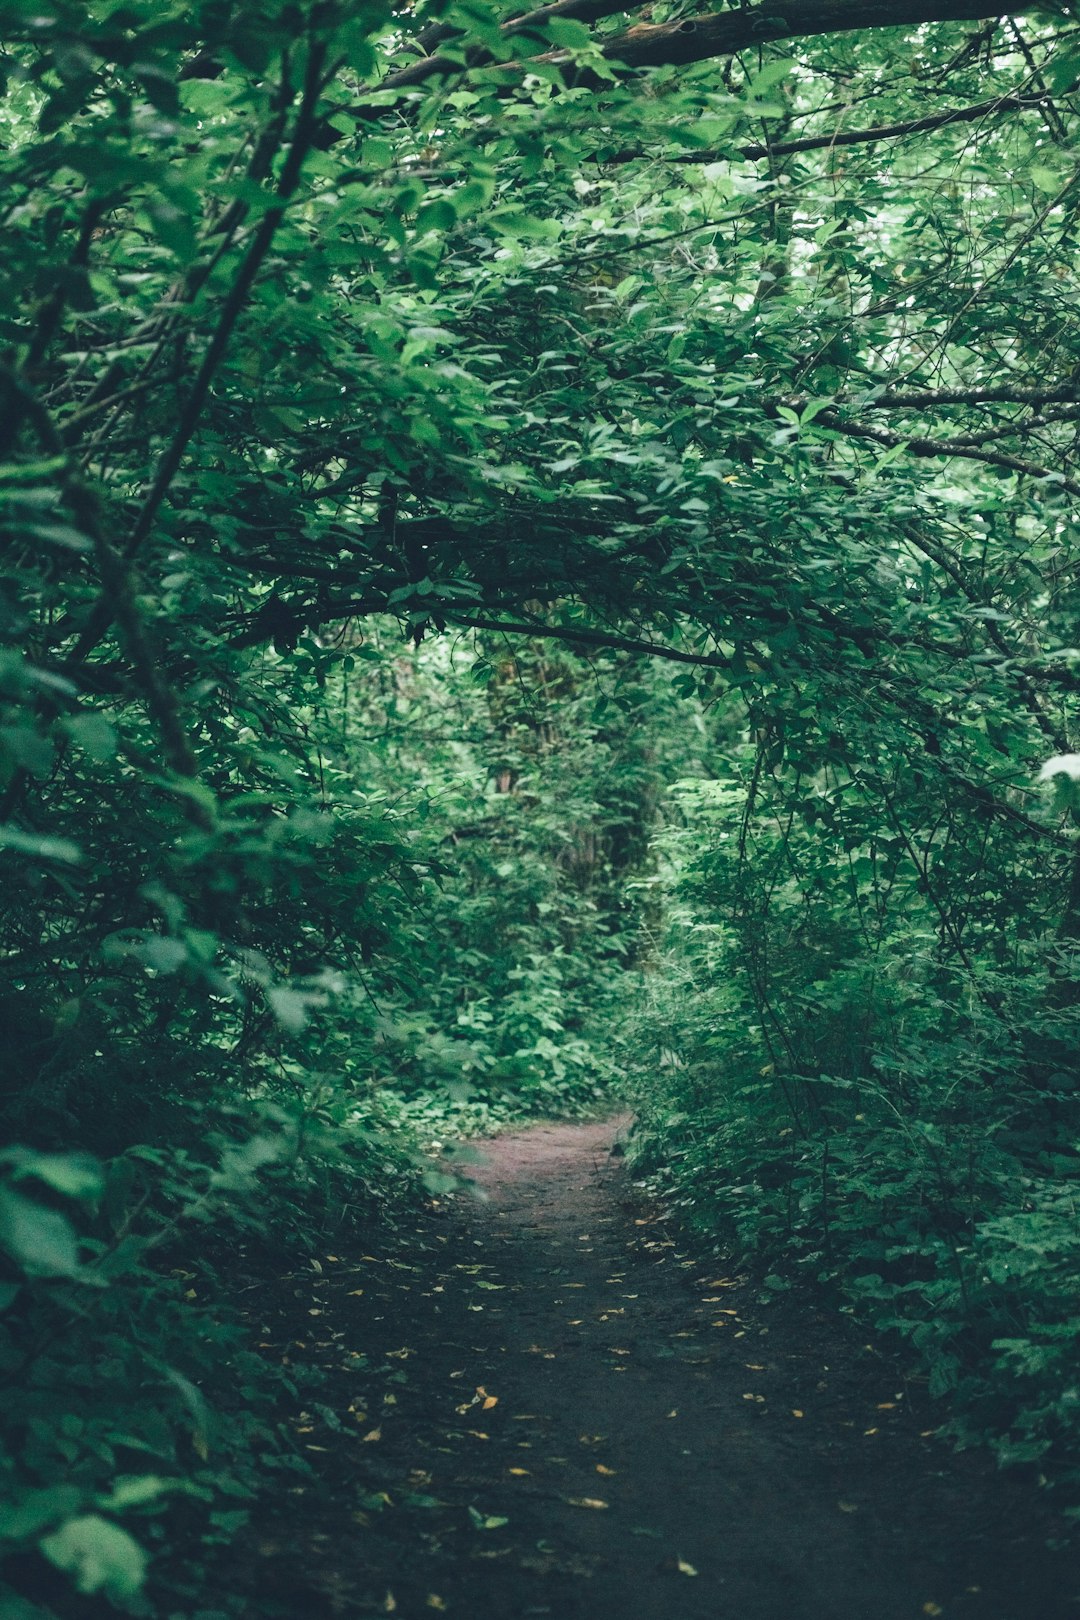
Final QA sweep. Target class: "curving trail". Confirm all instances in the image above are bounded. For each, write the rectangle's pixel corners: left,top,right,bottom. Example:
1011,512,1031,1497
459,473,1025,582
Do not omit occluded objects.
237,1119,1077,1619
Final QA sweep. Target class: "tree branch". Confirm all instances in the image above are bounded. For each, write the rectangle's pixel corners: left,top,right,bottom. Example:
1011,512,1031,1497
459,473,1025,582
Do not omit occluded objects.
596,1,1037,76
794,381,1080,410
814,408,1080,495
738,93,1049,159
375,0,1038,99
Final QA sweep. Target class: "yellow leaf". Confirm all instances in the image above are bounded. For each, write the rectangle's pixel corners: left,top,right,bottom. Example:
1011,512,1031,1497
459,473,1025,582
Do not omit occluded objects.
922,1605,943,1616
876,1402,897,1410
426,1598,446,1611
792,1410,804,1419
508,1467,530,1476
566,1497,608,1510
482,1396,498,1411
595,1464,616,1476
838,1501,858,1514
864,1427,878,1435
677,1559,698,1576
384,1593,397,1613
362,1427,382,1443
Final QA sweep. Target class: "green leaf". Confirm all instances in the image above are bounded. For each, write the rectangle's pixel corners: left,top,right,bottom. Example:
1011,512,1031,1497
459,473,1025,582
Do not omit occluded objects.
8,1151,103,1202
0,1486,84,1542
0,1188,81,1277
39,1516,148,1601
62,713,118,763
0,825,82,864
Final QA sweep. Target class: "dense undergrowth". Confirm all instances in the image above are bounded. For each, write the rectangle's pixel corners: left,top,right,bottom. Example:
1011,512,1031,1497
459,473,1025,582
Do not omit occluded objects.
626,764,1080,1507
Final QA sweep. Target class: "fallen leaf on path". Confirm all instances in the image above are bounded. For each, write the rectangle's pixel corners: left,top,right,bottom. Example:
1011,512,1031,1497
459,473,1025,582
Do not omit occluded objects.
792,1410,804,1419
742,1394,765,1403
596,1464,616,1476
426,1597,446,1610
482,1395,499,1410
677,1560,698,1576
922,1606,943,1616
508,1468,530,1476
468,1507,509,1530
362,1427,382,1443
665,1409,678,1418
383,1593,396,1612
565,1497,609,1510
838,1501,858,1513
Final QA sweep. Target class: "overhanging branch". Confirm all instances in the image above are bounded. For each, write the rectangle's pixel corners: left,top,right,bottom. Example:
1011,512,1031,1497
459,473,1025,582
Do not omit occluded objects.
815,409,1080,495
375,0,1038,99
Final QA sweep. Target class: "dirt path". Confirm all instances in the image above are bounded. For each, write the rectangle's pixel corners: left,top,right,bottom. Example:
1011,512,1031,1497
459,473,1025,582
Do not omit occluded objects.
235,1118,1076,1620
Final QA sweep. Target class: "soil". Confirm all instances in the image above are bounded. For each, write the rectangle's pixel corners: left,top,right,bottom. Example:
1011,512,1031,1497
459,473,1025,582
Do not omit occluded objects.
228,1117,1078,1620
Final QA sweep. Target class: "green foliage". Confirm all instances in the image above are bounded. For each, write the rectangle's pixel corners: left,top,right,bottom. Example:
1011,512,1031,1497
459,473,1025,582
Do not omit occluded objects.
626,751,1080,1494
3,0,1080,1602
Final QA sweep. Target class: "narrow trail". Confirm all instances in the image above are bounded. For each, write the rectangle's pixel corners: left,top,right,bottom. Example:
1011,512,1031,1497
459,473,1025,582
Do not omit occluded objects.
236,1119,1076,1620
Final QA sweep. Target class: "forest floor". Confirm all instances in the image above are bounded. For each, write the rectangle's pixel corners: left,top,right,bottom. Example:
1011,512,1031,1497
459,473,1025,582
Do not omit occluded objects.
224,1118,1078,1620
